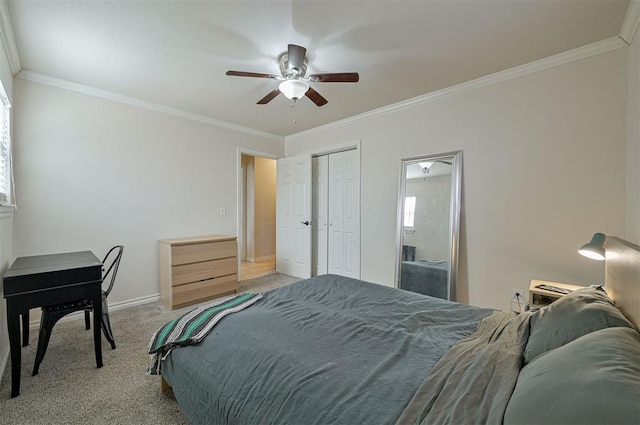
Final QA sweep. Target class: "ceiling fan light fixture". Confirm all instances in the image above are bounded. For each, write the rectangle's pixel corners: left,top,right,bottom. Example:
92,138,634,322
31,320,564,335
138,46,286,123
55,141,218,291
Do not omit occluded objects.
279,79,309,100
419,161,435,172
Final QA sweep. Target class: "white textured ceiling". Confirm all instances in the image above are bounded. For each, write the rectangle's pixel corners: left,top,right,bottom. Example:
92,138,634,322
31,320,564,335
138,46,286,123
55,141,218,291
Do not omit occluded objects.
6,0,631,137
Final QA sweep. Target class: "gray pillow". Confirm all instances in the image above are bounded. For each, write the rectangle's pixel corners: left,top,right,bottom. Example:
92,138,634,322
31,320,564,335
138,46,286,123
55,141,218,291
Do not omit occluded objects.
523,286,633,364
504,327,640,425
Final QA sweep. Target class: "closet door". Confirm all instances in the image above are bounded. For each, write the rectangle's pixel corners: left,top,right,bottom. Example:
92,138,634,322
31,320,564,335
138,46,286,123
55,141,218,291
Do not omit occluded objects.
312,156,329,276
328,150,360,278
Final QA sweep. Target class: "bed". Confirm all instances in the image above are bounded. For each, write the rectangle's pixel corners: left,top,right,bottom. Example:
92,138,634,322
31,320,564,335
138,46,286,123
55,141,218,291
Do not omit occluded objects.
152,237,640,425
400,259,448,299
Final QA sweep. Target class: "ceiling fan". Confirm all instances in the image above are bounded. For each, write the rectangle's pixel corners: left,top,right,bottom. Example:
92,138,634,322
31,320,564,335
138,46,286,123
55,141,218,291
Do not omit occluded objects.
226,44,359,107
418,159,452,174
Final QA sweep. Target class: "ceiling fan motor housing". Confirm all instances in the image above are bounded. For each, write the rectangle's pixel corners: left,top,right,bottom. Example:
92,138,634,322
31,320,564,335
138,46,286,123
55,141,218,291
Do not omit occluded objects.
279,53,307,78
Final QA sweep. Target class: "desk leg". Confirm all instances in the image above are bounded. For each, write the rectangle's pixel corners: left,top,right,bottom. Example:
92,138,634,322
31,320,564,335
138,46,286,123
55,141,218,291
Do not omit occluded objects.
21,312,29,347
93,289,103,369
7,301,21,398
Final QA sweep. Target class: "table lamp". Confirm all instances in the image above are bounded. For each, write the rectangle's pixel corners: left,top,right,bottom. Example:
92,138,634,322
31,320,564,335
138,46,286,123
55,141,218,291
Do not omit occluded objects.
578,233,606,260
577,233,608,292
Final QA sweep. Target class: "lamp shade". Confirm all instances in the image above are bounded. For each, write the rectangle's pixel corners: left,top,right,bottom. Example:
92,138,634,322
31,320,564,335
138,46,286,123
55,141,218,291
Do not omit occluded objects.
279,80,309,100
578,233,606,261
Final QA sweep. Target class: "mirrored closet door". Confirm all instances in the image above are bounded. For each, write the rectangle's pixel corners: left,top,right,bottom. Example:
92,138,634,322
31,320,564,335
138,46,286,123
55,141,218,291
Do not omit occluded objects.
396,151,462,301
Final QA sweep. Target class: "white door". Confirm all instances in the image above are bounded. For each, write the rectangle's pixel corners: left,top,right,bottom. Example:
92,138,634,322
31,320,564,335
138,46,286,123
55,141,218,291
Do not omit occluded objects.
276,154,312,278
312,156,329,275
326,150,361,278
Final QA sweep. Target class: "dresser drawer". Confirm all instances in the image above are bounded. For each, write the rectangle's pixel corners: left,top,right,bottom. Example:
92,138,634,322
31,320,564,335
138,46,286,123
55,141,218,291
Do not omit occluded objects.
171,257,237,286
171,240,236,265
171,274,238,308
159,235,238,309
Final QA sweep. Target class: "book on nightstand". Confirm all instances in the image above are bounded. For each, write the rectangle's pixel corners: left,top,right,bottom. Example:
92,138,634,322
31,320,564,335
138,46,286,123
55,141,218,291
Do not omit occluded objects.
528,279,585,310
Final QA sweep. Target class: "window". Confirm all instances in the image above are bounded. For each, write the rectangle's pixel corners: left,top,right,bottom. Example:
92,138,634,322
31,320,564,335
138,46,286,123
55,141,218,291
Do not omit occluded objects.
403,196,416,228
0,80,12,207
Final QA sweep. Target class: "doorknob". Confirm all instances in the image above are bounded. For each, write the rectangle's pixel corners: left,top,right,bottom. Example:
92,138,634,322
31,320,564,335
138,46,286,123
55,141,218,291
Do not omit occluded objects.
300,221,310,226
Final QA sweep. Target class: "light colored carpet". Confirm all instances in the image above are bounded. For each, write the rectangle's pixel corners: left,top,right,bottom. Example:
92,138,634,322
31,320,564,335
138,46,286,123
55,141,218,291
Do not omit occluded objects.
0,272,301,425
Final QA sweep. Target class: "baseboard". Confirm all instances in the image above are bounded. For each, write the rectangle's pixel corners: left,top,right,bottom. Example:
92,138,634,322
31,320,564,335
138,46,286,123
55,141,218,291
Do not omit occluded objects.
0,294,161,393
0,344,8,388
244,255,275,263
27,293,161,329
254,255,275,262
248,255,275,262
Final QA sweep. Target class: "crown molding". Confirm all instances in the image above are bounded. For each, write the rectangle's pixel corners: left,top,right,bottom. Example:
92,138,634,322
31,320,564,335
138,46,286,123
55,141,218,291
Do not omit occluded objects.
620,0,640,45
0,0,21,76
286,36,627,141
15,70,283,142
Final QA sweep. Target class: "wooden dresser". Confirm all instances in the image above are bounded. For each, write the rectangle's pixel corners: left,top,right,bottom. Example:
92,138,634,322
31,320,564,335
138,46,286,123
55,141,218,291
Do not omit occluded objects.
159,235,238,309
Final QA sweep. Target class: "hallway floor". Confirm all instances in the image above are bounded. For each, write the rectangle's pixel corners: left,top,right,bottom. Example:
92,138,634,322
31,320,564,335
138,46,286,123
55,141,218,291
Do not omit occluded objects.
240,258,276,281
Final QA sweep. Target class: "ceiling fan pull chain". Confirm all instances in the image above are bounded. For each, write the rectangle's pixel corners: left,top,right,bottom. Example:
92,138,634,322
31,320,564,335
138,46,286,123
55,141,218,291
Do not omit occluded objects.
291,100,297,124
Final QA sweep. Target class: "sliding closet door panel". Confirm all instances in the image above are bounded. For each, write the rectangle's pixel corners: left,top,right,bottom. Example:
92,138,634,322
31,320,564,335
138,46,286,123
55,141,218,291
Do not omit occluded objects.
329,153,344,274
328,150,360,278
342,150,360,277
312,156,329,276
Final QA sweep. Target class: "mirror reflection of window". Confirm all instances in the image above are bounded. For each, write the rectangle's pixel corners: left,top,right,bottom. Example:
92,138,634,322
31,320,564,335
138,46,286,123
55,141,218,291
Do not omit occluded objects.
403,196,416,228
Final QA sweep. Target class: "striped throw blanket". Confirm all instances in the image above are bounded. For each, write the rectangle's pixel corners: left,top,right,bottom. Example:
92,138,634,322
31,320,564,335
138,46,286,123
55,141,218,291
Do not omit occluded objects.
147,292,263,375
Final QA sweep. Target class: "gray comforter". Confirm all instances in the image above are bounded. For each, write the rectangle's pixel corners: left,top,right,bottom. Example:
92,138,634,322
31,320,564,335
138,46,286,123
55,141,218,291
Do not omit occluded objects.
396,310,531,425
400,260,449,299
161,274,494,425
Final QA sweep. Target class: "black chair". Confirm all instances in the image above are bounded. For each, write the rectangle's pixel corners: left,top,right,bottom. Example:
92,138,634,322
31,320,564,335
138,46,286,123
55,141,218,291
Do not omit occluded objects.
32,245,124,376
402,245,416,262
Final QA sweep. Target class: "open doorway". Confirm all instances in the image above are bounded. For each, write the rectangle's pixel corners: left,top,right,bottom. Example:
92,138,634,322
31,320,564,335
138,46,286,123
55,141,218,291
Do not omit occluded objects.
239,153,277,281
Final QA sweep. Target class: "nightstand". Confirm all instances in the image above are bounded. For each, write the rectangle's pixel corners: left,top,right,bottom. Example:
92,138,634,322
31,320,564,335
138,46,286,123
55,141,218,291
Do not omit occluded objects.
529,279,584,311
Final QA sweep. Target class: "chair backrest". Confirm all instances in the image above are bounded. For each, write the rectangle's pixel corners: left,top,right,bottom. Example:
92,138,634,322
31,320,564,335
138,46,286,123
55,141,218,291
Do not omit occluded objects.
102,245,124,297
402,245,416,262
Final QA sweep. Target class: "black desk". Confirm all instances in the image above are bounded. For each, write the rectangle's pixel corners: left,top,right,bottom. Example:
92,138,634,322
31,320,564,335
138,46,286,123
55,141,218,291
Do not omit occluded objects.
3,251,104,397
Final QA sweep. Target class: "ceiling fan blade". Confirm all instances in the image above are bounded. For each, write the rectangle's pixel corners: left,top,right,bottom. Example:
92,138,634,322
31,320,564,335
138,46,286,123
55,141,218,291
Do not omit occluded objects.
305,87,328,107
308,72,359,83
257,88,281,105
226,70,280,79
287,44,307,73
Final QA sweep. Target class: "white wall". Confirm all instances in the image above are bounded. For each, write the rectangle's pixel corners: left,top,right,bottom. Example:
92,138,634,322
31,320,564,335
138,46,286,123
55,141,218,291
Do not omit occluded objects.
12,78,283,307
285,48,628,310
245,156,256,260
253,156,276,260
0,28,14,376
628,26,640,244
